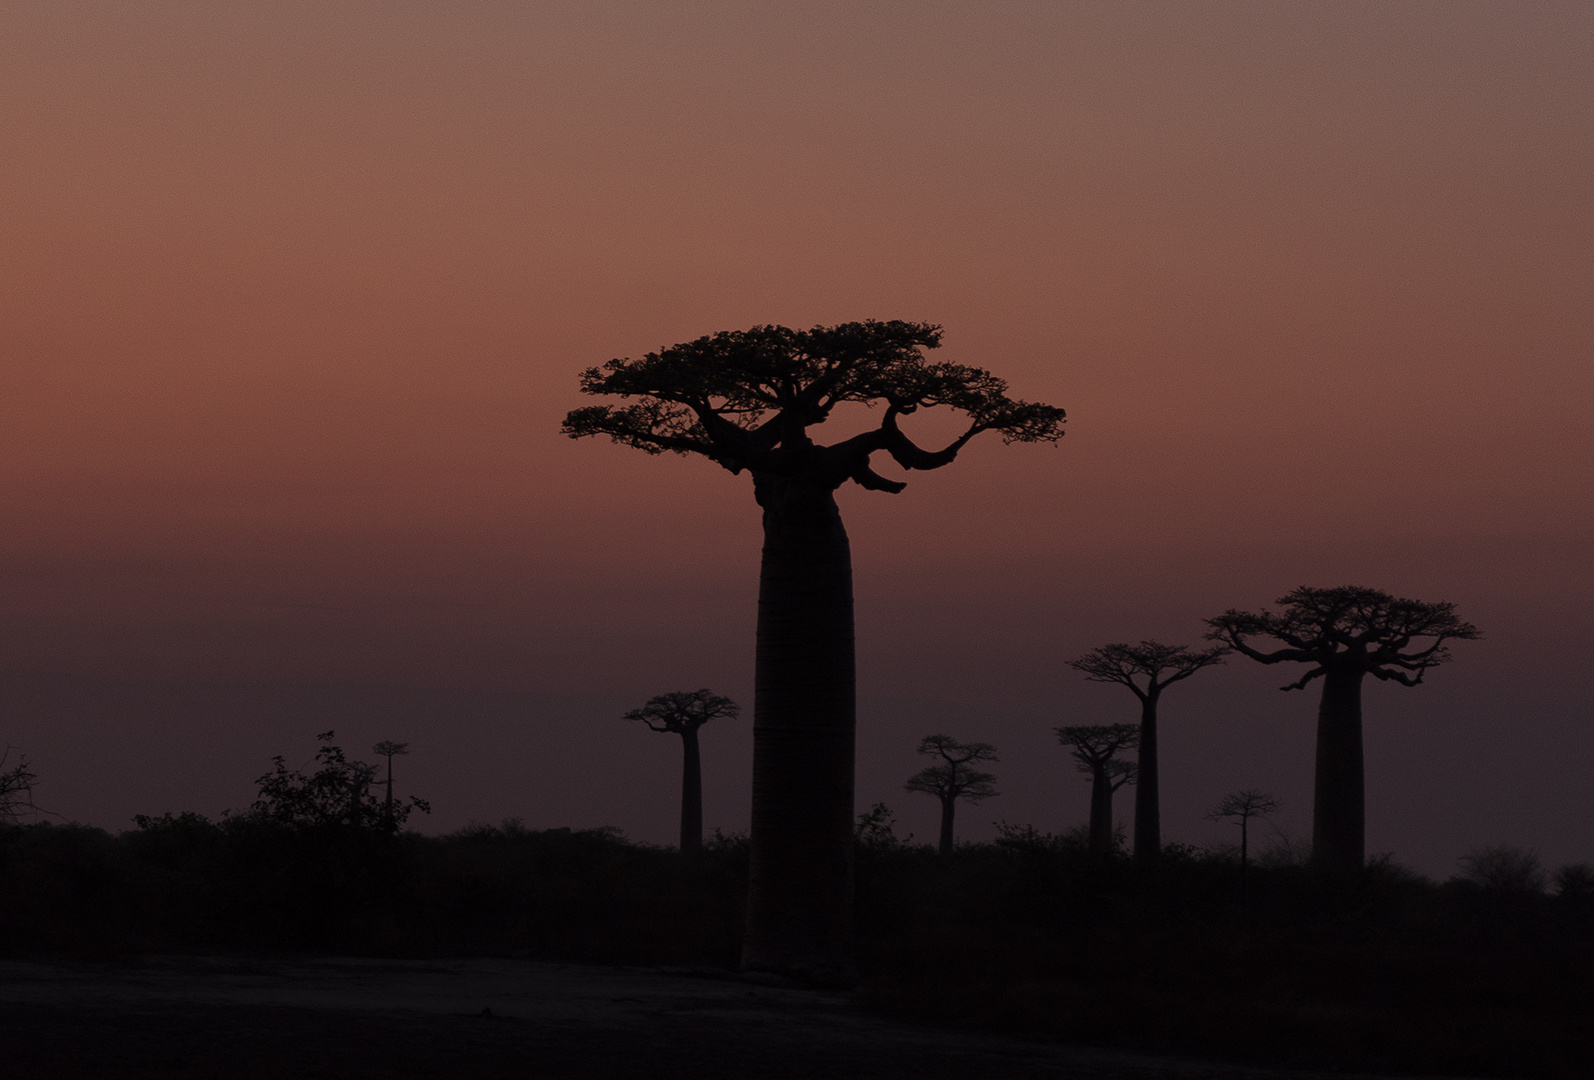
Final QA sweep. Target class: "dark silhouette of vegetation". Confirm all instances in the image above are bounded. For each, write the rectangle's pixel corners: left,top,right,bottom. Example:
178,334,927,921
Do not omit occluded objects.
1069,641,1225,862
0,748,39,824
623,689,740,853
4,803,1594,1077
1458,844,1546,896
902,735,998,855
1055,725,1138,855
1208,788,1279,904
1207,586,1480,873
247,732,430,831
564,320,1065,979
371,741,410,833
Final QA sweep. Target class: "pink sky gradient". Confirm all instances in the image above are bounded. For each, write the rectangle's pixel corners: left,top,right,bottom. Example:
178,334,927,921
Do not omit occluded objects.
2,2,1590,874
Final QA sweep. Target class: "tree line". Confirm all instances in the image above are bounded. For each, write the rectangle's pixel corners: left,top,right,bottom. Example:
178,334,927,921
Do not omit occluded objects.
566,319,1482,981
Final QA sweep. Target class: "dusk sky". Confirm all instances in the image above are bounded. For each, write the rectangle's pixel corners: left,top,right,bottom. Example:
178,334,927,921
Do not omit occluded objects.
3,2,1590,876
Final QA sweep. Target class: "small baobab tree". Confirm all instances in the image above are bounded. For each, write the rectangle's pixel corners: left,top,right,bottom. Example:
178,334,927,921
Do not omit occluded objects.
1207,586,1479,873
372,741,410,833
902,735,999,855
624,689,740,853
1068,641,1226,862
1208,789,1280,900
565,321,1065,978
1056,724,1139,855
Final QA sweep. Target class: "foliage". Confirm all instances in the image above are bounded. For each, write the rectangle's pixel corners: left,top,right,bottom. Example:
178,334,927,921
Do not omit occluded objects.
0,748,39,824
1206,585,1480,691
902,735,999,804
2,818,1594,1075
1068,641,1227,697
562,321,1066,490
855,803,914,851
623,689,739,734
245,731,430,831
1457,844,1547,895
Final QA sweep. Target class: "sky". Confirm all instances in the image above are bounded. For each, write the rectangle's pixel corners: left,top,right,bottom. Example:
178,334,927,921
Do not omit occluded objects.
2,1,1590,877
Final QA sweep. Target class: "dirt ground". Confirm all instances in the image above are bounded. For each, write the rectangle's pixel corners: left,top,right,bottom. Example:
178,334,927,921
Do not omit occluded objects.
0,956,1452,1080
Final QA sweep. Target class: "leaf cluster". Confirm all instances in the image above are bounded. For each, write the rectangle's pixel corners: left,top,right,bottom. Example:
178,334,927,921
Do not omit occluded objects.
245,731,430,831
1206,585,1481,690
563,321,1065,492
623,689,740,735
904,734,1000,803
1068,640,1227,699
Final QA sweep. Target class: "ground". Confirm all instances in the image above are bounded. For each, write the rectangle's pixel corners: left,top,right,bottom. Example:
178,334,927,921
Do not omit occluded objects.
0,956,1461,1079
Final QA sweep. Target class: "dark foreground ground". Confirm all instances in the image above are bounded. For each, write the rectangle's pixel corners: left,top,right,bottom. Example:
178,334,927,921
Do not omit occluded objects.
0,956,1455,1080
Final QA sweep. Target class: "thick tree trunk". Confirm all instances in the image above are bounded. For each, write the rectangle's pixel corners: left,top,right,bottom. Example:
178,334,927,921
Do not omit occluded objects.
741,476,856,982
1311,664,1367,873
938,795,956,855
679,726,703,854
1133,693,1159,863
1089,765,1114,855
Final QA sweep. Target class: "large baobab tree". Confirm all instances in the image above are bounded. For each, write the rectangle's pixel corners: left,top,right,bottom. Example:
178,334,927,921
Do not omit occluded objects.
903,735,999,855
624,689,740,853
564,321,1065,978
1056,724,1139,855
1206,586,1479,874
1068,641,1225,862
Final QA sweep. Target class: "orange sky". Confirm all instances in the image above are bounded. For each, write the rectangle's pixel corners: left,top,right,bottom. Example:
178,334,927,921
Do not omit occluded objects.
2,2,1591,873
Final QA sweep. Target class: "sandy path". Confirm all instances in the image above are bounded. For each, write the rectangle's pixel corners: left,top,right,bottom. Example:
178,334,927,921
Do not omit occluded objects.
0,956,1438,1079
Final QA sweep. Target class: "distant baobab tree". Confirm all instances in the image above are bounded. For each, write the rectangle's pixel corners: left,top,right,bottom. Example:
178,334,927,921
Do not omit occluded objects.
903,735,999,855
1207,586,1479,874
1068,641,1225,862
1056,724,1139,855
564,321,1065,979
1208,789,1280,898
624,689,740,853
372,741,410,833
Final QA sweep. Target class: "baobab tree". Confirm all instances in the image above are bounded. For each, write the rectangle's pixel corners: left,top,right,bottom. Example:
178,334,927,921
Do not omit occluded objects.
1068,641,1225,862
1207,586,1479,873
624,689,740,853
372,741,409,832
1056,724,1139,855
902,735,999,855
1208,789,1280,900
564,321,1065,978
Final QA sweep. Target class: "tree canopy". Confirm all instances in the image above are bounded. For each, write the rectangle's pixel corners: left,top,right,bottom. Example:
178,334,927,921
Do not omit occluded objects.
623,690,740,735
903,734,1000,804
562,321,1066,493
1205,586,1480,691
1068,641,1227,698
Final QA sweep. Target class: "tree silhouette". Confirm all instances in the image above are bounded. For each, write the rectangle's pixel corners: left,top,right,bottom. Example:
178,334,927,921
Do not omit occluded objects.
1207,586,1479,873
565,321,1065,978
251,732,430,830
1208,788,1279,903
1068,641,1225,862
624,689,740,853
902,735,999,855
372,741,410,833
0,747,39,824
1056,724,1139,855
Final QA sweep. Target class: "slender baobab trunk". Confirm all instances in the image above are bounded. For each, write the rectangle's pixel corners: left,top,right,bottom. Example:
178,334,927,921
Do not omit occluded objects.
742,476,856,981
1311,664,1366,873
938,794,956,855
680,726,703,853
1089,764,1114,855
1133,692,1160,863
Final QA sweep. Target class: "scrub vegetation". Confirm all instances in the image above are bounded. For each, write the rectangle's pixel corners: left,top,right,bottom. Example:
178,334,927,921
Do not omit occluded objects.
3,803,1593,1077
